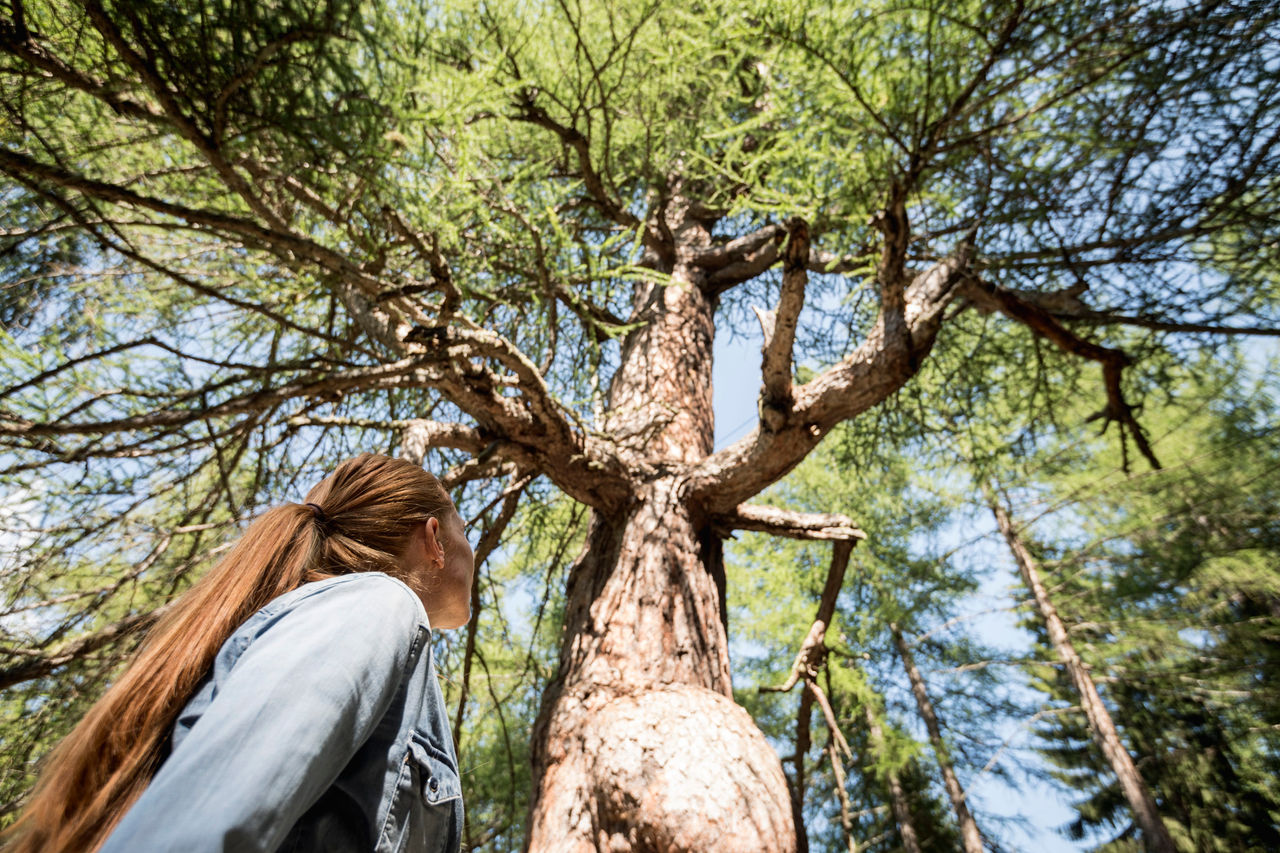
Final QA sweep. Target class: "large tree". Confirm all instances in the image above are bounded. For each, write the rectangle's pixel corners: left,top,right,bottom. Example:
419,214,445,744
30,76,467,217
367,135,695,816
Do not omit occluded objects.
2,0,1278,849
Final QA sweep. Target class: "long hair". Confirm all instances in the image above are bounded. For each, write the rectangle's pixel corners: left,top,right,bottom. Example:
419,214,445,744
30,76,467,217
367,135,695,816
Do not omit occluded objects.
4,453,452,853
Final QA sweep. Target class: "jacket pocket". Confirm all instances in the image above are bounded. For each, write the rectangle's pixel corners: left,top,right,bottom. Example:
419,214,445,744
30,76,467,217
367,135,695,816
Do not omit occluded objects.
403,730,462,853
408,730,462,806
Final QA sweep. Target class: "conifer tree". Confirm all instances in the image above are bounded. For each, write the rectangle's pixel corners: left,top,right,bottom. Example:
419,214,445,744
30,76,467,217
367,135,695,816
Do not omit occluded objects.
1005,363,1280,850
2,1,1278,847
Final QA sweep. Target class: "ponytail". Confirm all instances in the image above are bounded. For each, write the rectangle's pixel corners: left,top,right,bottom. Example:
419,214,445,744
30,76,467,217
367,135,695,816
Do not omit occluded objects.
5,454,451,853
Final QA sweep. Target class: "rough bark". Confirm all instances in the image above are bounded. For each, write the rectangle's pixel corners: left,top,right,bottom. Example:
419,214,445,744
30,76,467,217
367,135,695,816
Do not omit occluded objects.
863,703,921,853
527,205,795,852
889,623,984,853
527,485,794,852
989,498,1177,853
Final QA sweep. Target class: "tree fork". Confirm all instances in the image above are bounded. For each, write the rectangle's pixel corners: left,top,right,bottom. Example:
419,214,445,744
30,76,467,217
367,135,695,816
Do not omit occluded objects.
527,219,794,851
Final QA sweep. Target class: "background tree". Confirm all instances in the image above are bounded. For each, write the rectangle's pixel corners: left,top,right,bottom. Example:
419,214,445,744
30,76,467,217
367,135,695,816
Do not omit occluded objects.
991,360,1280,850
2,0,1279,849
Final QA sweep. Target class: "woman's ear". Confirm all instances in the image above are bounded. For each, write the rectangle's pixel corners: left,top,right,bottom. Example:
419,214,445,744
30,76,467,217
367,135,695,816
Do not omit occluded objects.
423,517,445,568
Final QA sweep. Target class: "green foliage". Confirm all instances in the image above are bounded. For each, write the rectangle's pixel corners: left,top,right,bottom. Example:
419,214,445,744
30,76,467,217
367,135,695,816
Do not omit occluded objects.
1002,358,1280,849
728,417,1012,850
2,0,1280,846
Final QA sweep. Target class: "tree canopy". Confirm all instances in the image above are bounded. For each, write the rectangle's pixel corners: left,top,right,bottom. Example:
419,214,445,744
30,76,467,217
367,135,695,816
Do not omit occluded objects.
2,0,1279,848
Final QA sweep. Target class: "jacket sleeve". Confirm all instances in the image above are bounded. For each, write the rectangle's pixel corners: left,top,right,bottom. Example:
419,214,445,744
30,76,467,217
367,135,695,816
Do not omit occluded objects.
100,575,426,853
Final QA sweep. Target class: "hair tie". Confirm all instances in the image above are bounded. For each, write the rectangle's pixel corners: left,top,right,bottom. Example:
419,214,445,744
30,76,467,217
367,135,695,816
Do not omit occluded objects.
304,502,328,524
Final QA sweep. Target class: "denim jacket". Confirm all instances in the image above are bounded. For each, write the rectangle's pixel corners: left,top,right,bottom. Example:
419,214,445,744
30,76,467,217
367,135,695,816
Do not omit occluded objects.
101,573,464,853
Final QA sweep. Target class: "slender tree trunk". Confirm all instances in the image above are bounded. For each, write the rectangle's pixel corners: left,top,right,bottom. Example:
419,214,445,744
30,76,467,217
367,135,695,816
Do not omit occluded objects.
889,623,984,853
526,214,795,851
988,498,1178,853
826,739,858,853
791,684,814,853
863,703,921,853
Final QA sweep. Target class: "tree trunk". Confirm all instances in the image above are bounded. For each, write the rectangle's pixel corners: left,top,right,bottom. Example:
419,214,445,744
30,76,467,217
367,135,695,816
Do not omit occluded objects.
527,486,795,852
889,623,984,853
989,498,1177,853
526,219,795,852
863,703,921,853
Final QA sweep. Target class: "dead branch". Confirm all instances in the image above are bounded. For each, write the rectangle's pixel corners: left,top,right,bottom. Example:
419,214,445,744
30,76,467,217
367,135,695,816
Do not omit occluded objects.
761,540,855,693
453,473,529,753
399,419,488,462
827,734,858,853
718,505,865,542
961,277,1161,470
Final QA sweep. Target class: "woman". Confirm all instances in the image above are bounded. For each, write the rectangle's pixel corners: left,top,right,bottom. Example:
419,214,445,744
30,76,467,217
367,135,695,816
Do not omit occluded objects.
6,453,473,853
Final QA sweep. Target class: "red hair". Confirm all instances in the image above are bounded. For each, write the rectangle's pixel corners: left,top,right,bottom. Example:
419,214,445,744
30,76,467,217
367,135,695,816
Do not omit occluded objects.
4,454,451,853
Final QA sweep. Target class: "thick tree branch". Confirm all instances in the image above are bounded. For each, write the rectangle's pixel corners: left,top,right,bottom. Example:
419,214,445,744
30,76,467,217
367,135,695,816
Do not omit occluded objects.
399,331,630,509
705,238,782,292
961,277,1162,471
963,281,1280,337
397,420,547,490
398,419,488,459
1055,311,1280,338
873,183,911,315
689,244,974,514
714,505,865,542
704,238,868,295
693,223,785,271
